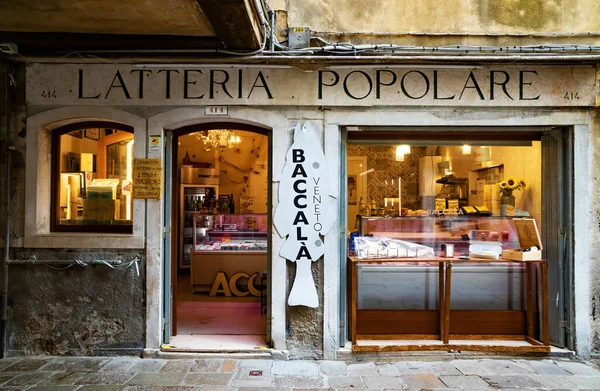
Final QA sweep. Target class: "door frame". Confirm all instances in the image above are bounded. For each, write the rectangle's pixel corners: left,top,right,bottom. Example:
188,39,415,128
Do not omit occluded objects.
164,121,272,344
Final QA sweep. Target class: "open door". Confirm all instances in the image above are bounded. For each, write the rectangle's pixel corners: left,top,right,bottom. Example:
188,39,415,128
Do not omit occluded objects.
162,132,174,344
542,128,573,347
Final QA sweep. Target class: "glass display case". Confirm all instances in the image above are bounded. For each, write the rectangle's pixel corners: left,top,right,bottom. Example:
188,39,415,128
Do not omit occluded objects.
356,215,521,254
190,213,268,293
192,213,268,252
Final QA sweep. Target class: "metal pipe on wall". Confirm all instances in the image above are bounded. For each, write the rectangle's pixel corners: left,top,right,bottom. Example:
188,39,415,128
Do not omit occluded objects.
1,61,13,359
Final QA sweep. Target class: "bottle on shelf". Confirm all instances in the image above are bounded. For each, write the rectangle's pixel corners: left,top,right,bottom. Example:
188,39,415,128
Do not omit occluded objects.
188,195,196,211
229,194,235,214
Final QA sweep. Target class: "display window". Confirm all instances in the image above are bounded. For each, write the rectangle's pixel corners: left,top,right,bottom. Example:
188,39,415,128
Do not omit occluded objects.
346,130,555,349
51,122,135,233
347,139,542,256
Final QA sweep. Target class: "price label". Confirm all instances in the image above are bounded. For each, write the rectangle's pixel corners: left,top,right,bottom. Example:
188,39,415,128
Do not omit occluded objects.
205,105,228,116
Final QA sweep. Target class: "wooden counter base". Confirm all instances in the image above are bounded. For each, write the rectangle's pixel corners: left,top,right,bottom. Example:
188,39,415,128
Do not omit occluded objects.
349,256,550,353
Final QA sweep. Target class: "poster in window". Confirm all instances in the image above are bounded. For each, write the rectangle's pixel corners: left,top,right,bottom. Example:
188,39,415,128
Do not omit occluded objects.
348,175,357,205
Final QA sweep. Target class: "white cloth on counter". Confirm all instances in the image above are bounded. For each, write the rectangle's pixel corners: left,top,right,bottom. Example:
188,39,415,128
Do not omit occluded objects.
353,236,435,259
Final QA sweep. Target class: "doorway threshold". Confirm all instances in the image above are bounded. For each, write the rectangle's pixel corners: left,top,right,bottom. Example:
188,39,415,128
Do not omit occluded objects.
163,334,269,354
346,339,574,358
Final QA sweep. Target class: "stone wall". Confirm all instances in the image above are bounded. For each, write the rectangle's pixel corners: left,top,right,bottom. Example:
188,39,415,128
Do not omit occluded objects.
7,250,144,356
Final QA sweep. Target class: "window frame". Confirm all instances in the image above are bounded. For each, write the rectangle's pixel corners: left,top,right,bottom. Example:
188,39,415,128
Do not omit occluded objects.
50,121,135,233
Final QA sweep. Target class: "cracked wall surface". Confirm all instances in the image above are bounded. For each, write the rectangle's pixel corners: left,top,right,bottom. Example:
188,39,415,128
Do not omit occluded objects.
8,250,144,356
286,259,324,359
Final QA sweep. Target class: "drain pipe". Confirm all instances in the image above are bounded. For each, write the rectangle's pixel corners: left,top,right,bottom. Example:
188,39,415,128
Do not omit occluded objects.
1,61,13,359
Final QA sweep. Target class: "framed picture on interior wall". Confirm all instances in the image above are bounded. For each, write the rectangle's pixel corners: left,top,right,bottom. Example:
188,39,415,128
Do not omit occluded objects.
85,128,100,140
348,175,357,205
70,130,83,139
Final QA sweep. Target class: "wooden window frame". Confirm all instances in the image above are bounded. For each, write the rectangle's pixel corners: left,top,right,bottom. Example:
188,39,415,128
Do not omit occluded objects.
50,121,135,233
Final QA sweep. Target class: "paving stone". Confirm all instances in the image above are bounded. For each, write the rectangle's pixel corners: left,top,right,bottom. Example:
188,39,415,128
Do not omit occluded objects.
292,389,333,391
41,371,86,385
160,360,195,373
42,357,110,372
127,372,186,386
449,360,489,376
348,363,377,376
190,359,224,373
78,386,127,391
200,386,236,391
477,360,535,375
326,375,364,388
238,360,273,369
376,363,400,377
231,369,275,388
101,358,139,372
2,358,51,372
128,359,166,373
320,361,348,376
0,373,17,385
515,359,572,375
183,373,233,386
529,375,577,389
3,371,54,386
481,375,545,389
220,359,238,373
27,386,79,391
272,361,319,376
556,360,600,375
76,372,136,385
124,386,201,390
401,374,445,389
564,375,600,388
396,361,461,376
439,375,494,389
274,375,324,388
361,376,404,389
237,388,290,391
0,358,22,372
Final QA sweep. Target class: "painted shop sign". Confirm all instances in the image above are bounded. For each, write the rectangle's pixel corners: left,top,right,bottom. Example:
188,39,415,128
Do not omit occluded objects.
26,64,596,107
273,122,337,308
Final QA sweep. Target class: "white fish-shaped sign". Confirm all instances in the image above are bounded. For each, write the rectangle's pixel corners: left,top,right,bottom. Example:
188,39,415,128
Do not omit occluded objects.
273,122,337,307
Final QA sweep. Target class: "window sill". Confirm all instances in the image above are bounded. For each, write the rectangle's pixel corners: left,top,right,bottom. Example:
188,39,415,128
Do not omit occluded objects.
24,234,144,249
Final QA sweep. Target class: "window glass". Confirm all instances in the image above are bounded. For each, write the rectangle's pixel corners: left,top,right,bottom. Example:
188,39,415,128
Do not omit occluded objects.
348,142,542,257
54,127,134,232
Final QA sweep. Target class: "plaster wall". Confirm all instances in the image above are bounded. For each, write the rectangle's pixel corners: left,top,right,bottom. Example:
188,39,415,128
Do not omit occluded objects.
587,109,600,355
281,0,600,46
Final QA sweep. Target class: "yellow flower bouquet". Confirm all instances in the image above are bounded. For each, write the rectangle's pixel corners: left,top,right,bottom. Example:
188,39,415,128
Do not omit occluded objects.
498,177,527,196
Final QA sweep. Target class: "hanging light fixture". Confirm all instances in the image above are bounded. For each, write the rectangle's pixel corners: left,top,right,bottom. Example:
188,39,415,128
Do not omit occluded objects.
194,129,241,150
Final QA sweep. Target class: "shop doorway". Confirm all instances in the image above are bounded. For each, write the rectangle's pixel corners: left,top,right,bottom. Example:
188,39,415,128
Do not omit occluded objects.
164,123,271,351
342,127,573,350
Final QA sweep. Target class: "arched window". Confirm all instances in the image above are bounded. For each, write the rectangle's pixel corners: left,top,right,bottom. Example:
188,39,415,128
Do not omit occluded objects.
51,122,134,233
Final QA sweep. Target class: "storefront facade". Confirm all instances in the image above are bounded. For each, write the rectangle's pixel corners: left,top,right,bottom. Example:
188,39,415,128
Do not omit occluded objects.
1,60,598,358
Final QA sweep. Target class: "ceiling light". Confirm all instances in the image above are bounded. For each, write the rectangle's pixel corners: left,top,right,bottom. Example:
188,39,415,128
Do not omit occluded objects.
462,145,471,155
194,129,241,150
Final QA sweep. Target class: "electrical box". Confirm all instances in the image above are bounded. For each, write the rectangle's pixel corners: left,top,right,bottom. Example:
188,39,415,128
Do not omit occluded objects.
289,27,310,49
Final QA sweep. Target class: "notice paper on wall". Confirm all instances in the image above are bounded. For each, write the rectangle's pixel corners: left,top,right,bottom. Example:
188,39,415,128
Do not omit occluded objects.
133,158,162,199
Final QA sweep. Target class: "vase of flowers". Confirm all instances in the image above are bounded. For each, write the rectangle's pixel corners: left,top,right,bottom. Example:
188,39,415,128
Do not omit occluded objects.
498,178,527,215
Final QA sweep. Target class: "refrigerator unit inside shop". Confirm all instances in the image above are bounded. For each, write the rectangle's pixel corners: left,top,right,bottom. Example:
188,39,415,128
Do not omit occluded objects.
179,166,219,269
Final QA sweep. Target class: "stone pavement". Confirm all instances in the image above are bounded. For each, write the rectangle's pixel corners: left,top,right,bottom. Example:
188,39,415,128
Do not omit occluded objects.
0,355,598,390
